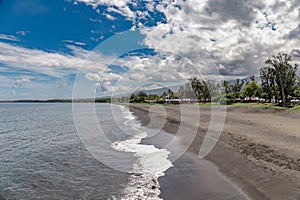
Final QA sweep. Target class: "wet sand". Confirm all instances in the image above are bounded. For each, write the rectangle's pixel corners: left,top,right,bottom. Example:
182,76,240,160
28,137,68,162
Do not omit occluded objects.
129,104,300,200
142,130,250,200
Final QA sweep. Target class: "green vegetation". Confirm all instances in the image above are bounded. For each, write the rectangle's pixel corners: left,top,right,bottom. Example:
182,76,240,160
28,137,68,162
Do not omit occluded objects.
262,53,298,107
220,93,236,105
128,52,299,108
129,91,148,103
241,81,263,99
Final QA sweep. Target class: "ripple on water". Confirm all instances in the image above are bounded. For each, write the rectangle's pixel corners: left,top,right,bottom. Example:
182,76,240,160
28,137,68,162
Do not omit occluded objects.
0,104,130,199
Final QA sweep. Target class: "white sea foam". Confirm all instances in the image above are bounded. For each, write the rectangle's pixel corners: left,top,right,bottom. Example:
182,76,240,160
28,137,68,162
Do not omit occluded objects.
112,105,173,200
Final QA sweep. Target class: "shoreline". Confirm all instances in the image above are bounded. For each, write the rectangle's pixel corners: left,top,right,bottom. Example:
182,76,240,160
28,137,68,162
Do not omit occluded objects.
128,104,300,200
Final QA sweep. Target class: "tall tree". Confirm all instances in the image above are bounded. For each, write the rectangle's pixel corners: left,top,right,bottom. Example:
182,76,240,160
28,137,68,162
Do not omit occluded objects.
293,76,300,98
206,79,220,98
265,53,298,106
260,66,277,102
184,82,196,99
222,80,231,94
177,83,196,100
199,80,211,102
189,77,202,100
231,78,244,98
189,78,212,102
167,89,174,99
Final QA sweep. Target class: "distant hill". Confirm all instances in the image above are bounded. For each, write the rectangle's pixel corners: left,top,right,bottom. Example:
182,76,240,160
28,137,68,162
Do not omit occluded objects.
133,84,182,96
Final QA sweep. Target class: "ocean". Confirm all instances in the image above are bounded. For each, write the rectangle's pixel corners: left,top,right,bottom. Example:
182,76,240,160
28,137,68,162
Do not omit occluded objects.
0,103,251,200
0,103,172,199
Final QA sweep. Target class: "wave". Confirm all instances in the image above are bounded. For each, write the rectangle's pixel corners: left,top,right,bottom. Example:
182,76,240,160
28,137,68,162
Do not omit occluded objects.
111,105,173,199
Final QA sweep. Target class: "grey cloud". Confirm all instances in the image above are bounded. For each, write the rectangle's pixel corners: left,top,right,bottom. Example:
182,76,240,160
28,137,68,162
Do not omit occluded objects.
218,61,249,76
286,24,300,39
205,0,264,26
216,44,269,77
291,49,300,57
96,83,109,92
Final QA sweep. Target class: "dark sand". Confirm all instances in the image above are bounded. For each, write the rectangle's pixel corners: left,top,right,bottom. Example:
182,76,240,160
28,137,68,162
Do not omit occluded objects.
142,130,250,200
129,104,300,200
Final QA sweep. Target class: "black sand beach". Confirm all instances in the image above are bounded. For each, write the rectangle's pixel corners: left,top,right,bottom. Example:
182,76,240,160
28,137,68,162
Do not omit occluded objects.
129,104,300,200
142,130,250,200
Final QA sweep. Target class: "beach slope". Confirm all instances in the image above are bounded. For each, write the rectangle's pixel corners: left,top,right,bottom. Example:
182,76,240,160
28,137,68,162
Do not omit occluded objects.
129,104,300,200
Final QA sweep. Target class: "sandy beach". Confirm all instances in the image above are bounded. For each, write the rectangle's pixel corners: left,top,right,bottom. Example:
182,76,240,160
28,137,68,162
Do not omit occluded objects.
129,104,300,200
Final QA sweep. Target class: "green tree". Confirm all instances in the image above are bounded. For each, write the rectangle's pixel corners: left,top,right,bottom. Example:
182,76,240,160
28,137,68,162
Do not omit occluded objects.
222,80,231,94
206,79,221,98
231,78,244,98
293,76,300,98
130,91,148,103
178,82,196,100
148,94,158,100
167,89,174,99
265,53,298,106
130,93,136,100
199,80,211,102
242,81,263,99
220,93,235,105
161,91,167,99
189,78,212,102
189,77,202,100
260,66,277,102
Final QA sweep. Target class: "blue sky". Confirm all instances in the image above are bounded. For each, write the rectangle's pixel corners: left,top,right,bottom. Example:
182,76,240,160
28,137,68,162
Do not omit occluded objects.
0,0,299,100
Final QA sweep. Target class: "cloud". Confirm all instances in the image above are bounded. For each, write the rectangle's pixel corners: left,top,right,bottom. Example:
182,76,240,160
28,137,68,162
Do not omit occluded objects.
83,52,203,95
137,83,166,91
11,77,30,88
105,13,115,20
62,40,87,46
0,41,114,78
3,0,300,99
73,0,162,25
205,0,263,26
74,0,136,20
16,30,30,36
0,34,19,41
286,23,300,39
140,0,300,77
291,49,300,58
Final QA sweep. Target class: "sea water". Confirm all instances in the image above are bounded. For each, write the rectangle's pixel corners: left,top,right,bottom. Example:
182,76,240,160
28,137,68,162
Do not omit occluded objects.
112,105,173,199
0,103,173,199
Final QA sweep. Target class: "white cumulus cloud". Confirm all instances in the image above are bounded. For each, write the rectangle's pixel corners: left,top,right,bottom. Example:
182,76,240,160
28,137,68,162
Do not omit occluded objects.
141,0,300,77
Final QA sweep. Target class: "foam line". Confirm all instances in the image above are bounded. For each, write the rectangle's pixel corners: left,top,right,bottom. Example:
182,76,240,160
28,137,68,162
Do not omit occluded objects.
112,105,173,199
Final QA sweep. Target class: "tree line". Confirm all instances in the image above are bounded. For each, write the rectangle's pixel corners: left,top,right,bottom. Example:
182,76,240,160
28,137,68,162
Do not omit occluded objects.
129,53,299,107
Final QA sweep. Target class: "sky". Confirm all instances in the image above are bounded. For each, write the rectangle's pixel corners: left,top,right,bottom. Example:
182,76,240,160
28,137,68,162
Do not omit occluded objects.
0,0,299,100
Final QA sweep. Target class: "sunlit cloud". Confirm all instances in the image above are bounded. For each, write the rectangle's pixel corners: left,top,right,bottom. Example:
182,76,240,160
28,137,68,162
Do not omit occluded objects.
0,41,114,78
0,34,19,42
141,0,300,77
